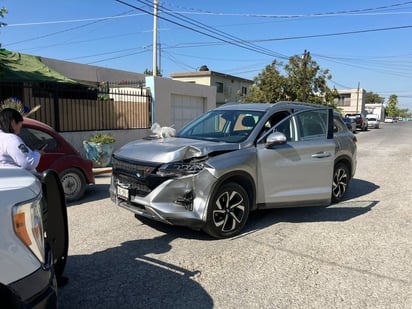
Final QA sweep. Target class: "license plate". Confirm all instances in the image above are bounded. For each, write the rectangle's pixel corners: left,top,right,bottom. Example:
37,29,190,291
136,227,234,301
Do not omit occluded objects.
117,186,129,200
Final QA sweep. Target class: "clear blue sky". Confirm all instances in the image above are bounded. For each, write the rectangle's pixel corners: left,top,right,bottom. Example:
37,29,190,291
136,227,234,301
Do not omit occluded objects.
1,0,412,110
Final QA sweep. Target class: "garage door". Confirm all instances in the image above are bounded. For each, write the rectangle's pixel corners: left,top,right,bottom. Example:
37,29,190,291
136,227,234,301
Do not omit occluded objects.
171,94,206,130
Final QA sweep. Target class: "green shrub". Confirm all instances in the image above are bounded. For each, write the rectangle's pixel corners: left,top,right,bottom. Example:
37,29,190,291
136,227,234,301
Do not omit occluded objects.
87,132,115,144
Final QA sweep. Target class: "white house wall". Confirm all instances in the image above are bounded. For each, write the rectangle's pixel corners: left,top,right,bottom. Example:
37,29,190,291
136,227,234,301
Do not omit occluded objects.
146,76,216,129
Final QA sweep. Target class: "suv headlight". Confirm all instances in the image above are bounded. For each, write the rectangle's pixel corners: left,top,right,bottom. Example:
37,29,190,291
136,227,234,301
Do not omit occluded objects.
12,196,45,263
157,161,206,177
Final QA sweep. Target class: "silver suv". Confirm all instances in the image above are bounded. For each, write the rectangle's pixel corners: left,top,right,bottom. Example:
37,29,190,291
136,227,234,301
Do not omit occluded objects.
110,102,357,238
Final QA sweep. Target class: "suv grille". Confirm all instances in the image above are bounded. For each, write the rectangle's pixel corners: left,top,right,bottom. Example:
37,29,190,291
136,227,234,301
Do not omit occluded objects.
112,156,170,197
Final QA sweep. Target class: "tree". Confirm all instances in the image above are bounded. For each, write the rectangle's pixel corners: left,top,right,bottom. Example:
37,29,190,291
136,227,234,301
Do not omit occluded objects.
0,7,6,28
386,94,399,118
284,51,338,105
144,67,162,77
365,91,384,103
0,7,7,74
242,60,286,102
243,51,338,106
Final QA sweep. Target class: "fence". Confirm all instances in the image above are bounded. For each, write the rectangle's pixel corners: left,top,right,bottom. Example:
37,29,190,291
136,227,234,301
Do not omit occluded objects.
0,81,152,132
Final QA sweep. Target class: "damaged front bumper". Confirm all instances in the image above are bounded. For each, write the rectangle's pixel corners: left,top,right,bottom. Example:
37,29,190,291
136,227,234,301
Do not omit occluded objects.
110,168,217,229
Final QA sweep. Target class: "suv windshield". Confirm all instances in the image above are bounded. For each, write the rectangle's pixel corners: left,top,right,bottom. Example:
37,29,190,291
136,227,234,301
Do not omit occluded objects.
177,110,264,143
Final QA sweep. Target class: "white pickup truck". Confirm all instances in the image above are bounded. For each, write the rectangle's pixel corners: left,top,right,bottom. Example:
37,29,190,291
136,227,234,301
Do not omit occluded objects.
0,168,68,308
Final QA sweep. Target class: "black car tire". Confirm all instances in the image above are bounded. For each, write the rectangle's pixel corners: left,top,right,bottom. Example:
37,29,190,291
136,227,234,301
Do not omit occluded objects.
332,163,350,203
59,168,86,202
203,182,250,239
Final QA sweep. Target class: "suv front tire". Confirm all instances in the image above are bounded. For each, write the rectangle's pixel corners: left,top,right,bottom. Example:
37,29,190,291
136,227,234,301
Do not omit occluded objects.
203,182,250,239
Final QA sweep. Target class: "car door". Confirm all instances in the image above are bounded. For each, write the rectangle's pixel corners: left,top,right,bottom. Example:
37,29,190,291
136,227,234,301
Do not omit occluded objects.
256,109,335,207
39,169,69,280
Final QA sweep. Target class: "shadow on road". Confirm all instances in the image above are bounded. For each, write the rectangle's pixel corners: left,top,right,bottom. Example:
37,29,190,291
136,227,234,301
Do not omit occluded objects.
344,178,380,200
242,177,380,236
58,234,213,308
245,199,378,235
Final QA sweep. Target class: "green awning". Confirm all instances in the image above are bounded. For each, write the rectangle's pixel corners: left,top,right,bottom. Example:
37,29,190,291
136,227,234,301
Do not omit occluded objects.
0,49,77,83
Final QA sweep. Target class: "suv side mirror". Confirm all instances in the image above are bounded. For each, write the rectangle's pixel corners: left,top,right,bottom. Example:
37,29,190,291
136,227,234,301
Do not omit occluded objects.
265,131,287,148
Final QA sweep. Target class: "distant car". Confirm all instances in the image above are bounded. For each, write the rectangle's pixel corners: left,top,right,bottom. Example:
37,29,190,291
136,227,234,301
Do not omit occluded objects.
345,113,368,131
343,117,356,133
367,117,380,129
384,118,394,123
110,102,357,238
21,118,95,201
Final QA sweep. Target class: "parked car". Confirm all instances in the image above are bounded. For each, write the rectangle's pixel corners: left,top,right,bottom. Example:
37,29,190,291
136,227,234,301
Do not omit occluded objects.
0,168,68,308
343,117,356,133
384,117,394,123
367,117,380,129
345,113,368,131
110,102,357,238
21,118,95,201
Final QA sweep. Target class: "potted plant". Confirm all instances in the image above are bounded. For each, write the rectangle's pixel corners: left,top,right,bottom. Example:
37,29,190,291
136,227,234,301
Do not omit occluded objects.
83,132,116,168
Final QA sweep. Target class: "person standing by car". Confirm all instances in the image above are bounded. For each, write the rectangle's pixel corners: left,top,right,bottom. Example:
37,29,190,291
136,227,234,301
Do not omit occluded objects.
0,108,44,172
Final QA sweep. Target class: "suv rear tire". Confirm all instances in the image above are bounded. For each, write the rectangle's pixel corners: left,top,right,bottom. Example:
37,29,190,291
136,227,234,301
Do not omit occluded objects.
332,163,350,203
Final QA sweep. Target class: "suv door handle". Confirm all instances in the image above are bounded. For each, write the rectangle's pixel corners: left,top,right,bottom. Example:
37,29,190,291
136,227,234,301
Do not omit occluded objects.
312,152,332,158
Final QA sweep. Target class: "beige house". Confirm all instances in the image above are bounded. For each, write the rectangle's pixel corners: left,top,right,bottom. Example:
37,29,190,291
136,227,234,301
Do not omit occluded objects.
335,88,367,115
171,66,253,106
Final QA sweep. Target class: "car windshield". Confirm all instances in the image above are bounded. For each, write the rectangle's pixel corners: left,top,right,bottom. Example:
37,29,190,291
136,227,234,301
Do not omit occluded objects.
177,109,264,143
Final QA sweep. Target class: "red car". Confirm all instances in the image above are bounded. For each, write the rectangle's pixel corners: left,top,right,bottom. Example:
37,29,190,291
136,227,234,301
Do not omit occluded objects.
21,118,95,202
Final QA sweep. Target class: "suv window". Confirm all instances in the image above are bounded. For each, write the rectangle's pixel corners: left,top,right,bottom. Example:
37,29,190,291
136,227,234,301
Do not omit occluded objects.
269,110,328,142
178,110,264,143
297,110,327,140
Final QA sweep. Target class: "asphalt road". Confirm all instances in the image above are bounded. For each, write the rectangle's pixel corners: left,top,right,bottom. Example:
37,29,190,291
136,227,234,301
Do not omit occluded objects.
58,121,412,309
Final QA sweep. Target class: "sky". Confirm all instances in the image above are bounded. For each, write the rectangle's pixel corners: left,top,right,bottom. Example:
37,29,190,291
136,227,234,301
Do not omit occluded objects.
1,0,412,110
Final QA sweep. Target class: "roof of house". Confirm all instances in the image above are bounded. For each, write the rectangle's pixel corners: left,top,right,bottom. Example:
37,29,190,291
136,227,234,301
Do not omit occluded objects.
0,49,146,85
0,49,77,83
41,57,146,84
170,70,253,83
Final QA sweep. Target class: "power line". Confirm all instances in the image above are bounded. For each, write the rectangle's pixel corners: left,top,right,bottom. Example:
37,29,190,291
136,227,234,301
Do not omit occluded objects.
116,0,288,59
153,0,288,59
163,0,412,18
254,25,412,42
6,1,412,28
4,10,137,47
6,13,146,27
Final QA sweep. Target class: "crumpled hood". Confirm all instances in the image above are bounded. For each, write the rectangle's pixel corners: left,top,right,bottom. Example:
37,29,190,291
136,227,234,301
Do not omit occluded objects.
114,137,239,163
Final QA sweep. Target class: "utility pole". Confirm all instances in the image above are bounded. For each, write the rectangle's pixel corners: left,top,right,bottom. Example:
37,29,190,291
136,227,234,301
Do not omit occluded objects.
302,50,310,101
152,0,158,76
356,81,360,113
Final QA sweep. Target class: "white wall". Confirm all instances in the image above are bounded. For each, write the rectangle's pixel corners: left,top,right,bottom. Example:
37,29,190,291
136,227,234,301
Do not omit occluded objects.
61,76,216,158
146,76,216,127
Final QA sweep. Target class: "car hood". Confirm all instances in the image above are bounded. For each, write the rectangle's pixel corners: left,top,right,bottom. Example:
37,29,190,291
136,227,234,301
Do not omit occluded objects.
0,168,42,203
114,137,239,163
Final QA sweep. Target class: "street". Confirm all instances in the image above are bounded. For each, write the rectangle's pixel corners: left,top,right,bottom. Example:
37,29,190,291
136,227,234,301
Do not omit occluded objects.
58,122,412,309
